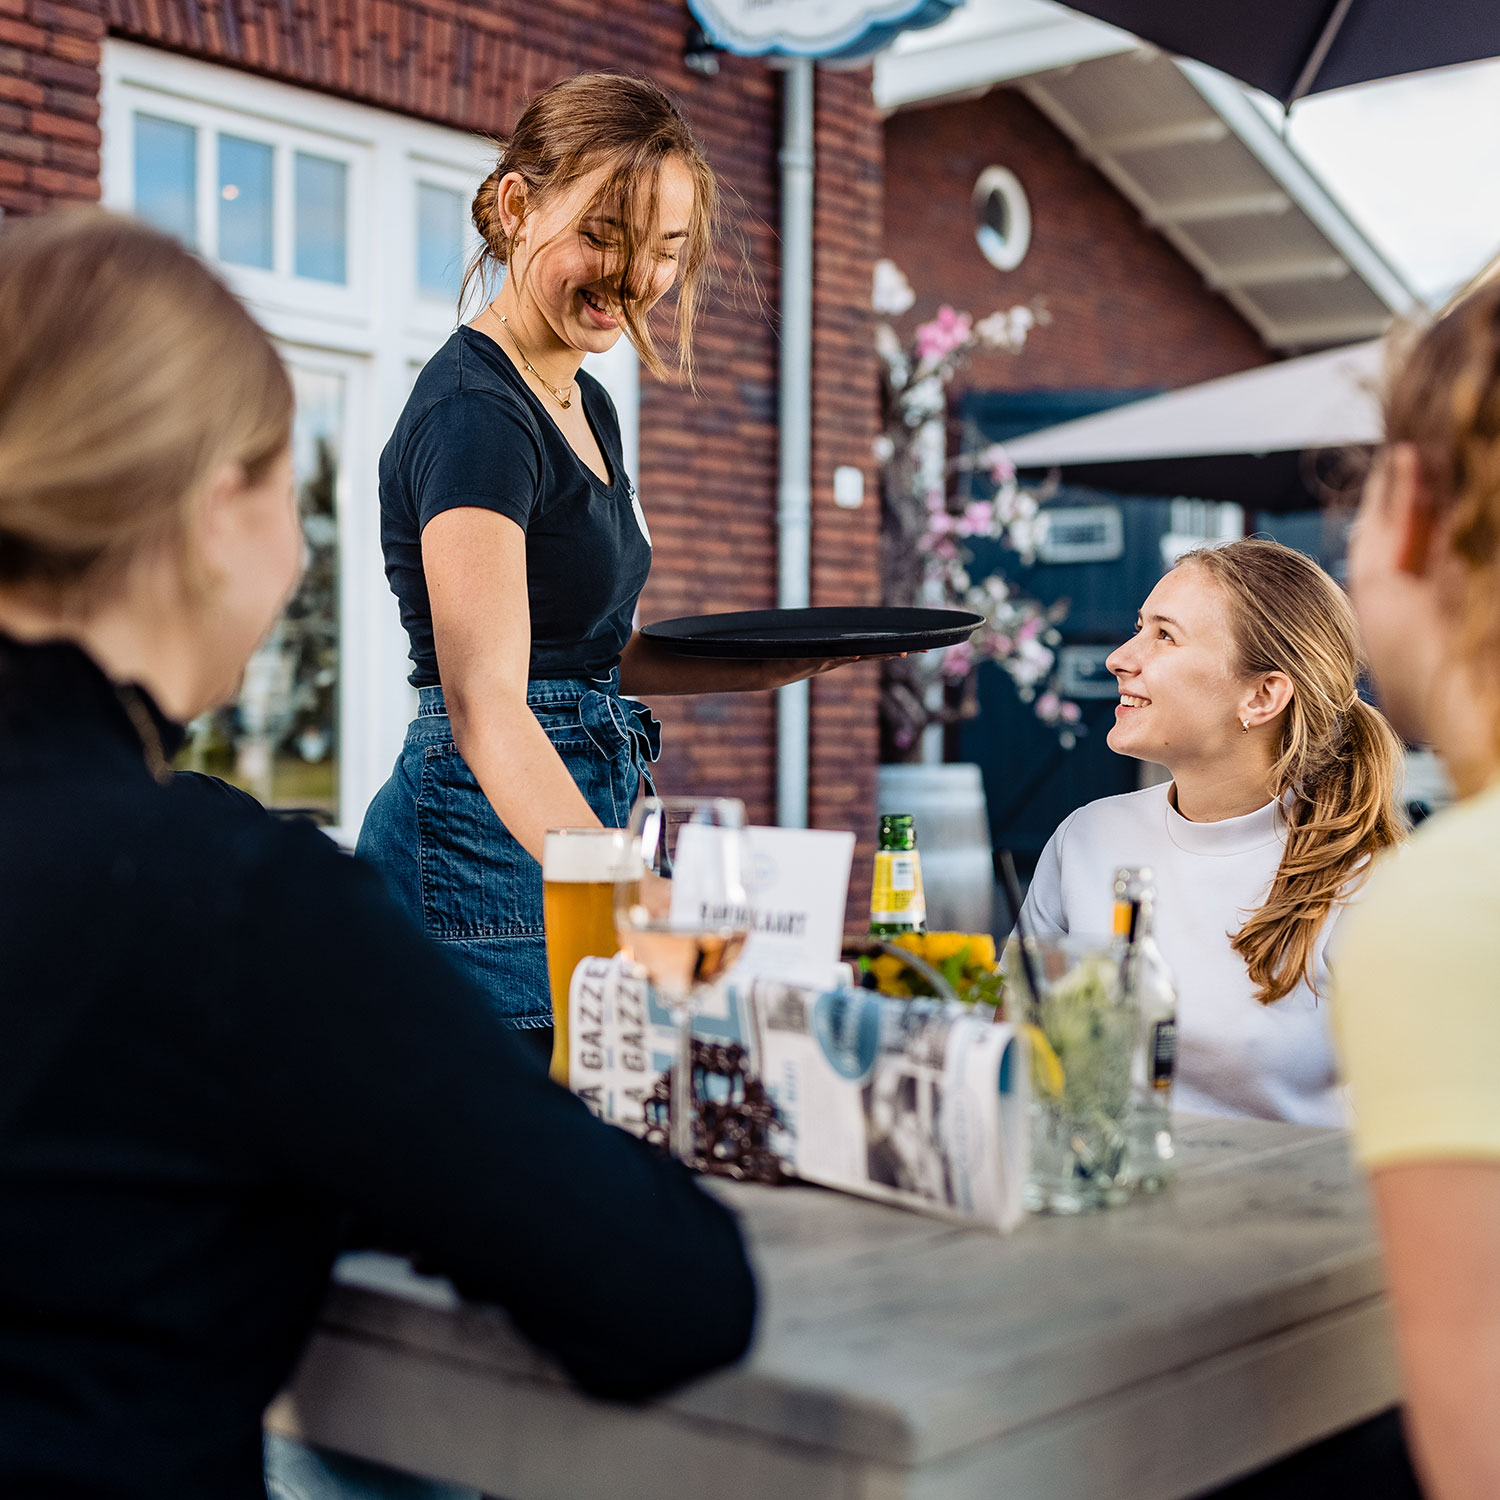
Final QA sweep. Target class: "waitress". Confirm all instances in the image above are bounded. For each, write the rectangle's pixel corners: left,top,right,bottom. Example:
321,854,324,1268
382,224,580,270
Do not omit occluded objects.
359,73,851,1056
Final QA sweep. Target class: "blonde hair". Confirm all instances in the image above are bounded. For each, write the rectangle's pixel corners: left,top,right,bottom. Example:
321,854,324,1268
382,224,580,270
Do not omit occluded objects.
1383,280,1500,738
0,208,292,592
1180,539,1406,1004
462,72,718,385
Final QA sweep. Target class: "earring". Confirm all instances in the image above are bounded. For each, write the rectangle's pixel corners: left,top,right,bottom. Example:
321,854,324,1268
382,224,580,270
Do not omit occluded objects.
1241,718,1251,732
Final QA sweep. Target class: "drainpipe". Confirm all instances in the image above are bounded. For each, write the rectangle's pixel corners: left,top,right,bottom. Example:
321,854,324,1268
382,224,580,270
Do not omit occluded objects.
775,56,814,828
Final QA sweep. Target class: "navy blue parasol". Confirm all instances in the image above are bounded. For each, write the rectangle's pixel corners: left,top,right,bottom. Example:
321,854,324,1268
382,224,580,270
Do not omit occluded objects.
1061,0,1500,105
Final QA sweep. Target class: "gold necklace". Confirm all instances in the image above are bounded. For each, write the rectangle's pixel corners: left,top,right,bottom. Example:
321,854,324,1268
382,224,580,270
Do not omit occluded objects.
497,313,574,410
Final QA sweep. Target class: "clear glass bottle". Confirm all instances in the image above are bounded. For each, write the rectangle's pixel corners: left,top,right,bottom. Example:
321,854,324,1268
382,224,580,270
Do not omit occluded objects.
1113,866,1178,1190
869,813,927,938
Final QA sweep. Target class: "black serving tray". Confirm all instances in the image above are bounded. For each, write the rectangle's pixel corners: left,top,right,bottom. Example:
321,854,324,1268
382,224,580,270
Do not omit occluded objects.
641,606,983,659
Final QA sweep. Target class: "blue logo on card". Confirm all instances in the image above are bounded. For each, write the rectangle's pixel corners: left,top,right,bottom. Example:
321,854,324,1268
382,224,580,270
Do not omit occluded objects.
811,990,880,1082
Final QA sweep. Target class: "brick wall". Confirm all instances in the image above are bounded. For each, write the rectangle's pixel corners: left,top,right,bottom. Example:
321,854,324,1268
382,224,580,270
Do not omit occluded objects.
883,88,1269,394
0,1,885,913
0,0,102,211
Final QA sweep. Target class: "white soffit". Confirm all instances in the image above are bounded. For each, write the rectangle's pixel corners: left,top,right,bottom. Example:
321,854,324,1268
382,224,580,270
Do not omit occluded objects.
1003,339,1384,467
873,0,1135,107
874,2,1419,352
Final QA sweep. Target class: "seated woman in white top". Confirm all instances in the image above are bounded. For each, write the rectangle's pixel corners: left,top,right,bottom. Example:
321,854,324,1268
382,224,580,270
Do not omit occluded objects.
1021,538,1405,1125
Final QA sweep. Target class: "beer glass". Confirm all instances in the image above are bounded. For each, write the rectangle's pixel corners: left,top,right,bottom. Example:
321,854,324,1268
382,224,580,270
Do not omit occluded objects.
614,797,750,1164
543,826,637,1086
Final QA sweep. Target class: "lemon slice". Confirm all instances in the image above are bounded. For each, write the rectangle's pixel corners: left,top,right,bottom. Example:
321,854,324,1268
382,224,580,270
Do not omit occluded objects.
1022,1023,1066,1098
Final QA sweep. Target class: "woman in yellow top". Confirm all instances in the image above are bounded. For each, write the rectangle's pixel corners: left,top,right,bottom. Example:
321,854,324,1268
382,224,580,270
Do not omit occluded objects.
1338,278,1500,1499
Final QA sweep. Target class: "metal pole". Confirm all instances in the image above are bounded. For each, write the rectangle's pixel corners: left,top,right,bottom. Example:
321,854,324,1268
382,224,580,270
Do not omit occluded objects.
775,56,814,828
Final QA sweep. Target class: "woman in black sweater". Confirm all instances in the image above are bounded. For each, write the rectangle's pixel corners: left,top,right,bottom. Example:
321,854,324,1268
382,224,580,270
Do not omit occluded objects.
0,209,755,1499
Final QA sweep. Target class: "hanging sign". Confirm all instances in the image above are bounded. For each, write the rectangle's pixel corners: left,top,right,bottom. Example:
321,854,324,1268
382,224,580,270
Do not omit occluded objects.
687,0,962,60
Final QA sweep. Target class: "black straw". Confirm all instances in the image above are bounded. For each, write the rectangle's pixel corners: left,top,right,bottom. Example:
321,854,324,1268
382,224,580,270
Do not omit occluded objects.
996,849,1045,1021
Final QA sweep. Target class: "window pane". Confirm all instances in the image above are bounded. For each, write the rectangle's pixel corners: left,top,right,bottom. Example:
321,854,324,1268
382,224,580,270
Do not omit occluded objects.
417,182,465,299
179,366,344,824
218,133,274,270
294,152,348,284
134,113,197,247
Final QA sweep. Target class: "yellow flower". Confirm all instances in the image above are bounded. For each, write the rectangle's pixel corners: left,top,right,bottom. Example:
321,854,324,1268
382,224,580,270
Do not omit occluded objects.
916,931,998,971
921,931,971,963
965,933,997,969
870,932,1000,1001
868,954,914,997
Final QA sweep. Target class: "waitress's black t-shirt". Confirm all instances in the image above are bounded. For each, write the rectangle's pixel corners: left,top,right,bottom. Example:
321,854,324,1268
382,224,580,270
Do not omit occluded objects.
379,326,652,687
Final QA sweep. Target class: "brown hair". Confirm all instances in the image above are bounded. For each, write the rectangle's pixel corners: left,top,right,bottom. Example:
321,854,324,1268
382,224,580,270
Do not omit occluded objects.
0,207,292,590
1382,279,1500,734
462,72,718,384
1180,539,1406,1004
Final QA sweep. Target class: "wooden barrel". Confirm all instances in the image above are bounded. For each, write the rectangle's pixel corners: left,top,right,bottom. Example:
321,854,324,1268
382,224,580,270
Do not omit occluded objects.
876,762,994,935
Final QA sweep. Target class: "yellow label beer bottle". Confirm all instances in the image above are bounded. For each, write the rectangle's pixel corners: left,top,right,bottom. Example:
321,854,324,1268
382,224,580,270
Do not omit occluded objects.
869,813,927,938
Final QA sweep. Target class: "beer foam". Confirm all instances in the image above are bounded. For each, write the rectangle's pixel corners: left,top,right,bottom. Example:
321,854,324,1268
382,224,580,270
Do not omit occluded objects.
543,828,638,881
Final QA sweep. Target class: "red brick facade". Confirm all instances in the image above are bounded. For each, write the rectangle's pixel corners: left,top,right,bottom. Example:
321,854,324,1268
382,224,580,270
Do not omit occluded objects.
883,89,1268,394
0,1,886,905
0,0,103,209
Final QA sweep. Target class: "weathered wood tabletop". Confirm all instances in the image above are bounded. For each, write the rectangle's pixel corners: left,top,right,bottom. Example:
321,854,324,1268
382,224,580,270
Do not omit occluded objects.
266,1116,1400,1500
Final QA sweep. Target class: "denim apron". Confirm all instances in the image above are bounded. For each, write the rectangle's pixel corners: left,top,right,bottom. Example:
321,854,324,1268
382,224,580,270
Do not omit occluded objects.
356,668,660,1031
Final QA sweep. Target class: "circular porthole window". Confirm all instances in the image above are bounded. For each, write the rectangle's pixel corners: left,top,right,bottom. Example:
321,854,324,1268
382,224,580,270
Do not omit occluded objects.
973,166,1031,272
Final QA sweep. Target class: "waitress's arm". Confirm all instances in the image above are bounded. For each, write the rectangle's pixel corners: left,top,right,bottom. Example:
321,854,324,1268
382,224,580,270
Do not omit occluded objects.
424,506,599,864
618,629,863,695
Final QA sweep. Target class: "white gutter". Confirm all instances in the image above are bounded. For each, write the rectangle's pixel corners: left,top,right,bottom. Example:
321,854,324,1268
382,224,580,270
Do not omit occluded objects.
776,57,814,829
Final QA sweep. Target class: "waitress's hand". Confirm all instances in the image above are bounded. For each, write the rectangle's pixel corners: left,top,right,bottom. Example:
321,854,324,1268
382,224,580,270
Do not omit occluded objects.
747,654,900,690
620,633,906,696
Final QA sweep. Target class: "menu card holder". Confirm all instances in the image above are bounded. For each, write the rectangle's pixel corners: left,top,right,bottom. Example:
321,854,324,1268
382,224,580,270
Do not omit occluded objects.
566,959,1029,1233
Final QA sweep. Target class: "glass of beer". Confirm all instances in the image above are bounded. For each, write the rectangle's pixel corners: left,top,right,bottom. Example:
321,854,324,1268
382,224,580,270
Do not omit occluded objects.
544,827,638,1086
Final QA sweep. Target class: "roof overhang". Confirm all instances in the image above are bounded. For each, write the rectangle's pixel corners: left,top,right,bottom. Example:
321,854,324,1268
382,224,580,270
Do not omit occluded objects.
874,1,1420,352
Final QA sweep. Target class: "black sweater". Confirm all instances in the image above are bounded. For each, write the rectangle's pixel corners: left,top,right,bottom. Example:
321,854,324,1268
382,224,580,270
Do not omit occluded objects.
0,636,755,1498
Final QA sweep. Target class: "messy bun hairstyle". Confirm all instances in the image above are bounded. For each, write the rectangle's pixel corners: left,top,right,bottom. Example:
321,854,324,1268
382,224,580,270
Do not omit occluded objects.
461,73,718,384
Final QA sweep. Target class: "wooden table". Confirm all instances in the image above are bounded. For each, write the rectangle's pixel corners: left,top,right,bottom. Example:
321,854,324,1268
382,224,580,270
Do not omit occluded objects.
266,1116,1400,1500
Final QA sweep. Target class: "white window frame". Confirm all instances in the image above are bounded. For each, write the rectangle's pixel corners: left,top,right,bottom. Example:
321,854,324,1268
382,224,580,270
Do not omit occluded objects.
973,165,1032,273
101,40,641,842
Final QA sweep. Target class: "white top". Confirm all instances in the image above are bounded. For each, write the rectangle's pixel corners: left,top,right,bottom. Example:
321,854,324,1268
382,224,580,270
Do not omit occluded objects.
1021,783,1345,1127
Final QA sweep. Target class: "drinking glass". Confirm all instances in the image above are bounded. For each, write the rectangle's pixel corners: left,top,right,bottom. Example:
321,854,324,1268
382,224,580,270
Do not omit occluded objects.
614,797,750,1164
543,827,636,1087
1005,935,1137,1213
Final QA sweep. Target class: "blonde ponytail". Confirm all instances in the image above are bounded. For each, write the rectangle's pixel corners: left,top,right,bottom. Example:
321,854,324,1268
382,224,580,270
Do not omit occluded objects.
1181,540,1406,1004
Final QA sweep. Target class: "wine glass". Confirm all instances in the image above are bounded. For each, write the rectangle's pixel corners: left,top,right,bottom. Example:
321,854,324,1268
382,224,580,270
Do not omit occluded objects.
614,796,750,1164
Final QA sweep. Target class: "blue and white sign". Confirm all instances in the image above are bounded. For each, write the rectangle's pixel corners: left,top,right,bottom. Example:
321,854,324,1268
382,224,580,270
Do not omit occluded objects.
688,0,962,61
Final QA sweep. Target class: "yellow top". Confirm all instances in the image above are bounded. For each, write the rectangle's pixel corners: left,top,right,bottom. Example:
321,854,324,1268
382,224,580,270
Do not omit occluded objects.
1333,778,1500,1170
